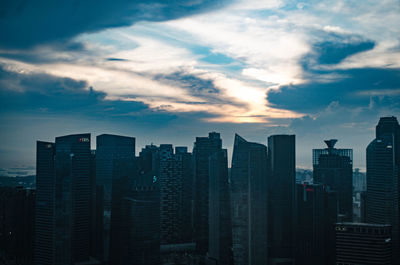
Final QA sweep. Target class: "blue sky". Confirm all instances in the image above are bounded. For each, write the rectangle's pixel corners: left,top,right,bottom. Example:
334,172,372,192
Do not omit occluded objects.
0,0,399,173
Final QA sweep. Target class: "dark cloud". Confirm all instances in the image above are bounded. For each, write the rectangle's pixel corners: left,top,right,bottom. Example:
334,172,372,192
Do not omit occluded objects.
0,0,228,49
152,71,245,107
268,67,400,112
301,32,375,68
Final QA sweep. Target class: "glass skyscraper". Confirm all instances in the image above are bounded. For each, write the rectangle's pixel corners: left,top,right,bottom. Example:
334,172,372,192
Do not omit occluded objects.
193,132,222,254
35,133,92,265
313,139,353,221
366,116,400,263
267,134,296,265
231,134,268,265
96,134,135,262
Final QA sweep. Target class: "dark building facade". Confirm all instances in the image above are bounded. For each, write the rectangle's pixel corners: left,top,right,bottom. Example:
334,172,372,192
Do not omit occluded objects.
295,183,337,265
159,144,182,244
267,134,295,265
95,134,135,262
313,139,353,221
116,172,160,265
35,134,92,265
0,186,35,265
207,149,233,265
366,116,400,262
175,146,194,243
193,132,222,254
159,144,194,245
231,134,268,265
335,223,392,265
35,141,55,265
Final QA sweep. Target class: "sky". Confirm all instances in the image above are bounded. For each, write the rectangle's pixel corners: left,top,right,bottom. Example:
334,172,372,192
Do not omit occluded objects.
0,0,400,175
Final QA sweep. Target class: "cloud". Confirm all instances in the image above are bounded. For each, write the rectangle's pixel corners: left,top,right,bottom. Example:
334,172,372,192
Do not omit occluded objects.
0,0,229,49
268,67,400,113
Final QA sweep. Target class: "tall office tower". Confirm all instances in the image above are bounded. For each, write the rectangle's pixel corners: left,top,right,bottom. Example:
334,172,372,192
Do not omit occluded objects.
36,134,92,265
89,150,98,260
0,186,35,265
55,134,92,264
175,146,194,243
159,144,182,244
267,134,295,265
95,134,135,262
115,172,160,265
313,139,353,221
366,116,400,262
35,141,55,265
295,183,338,265
193,132,223,254
231,134,268,265
207,149,233,265
335,223,392,265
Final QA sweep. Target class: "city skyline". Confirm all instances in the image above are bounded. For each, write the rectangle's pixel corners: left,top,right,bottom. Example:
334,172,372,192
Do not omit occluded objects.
1,0,400,173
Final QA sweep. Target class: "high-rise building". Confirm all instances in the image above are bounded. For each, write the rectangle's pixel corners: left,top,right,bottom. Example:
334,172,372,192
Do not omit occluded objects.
35,141,55,265
193,132,222,254
35,134,93,265
267,134,295,265
207,149,233,265
295,183,337,265
0,186,35,265
313,139,353,221
159,144,182,244
95,134,135,262
231,134,268,265
175,146,194,243
366,116,400,262
125,173,160,265
335,222,392,265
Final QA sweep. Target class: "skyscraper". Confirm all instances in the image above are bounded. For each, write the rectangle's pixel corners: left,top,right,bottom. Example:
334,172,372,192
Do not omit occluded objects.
35,141,55,265
231,134,268,265
175,146,194,243
159,144,182,244
36,134,92,265
193,132,222,254
95,134,135,262
366,116,400,262
55,133,92,264
207,149,232,265
295,183,337,265
267,134,295,265
313,139,353,221
110,170,160,265
335,223,392,265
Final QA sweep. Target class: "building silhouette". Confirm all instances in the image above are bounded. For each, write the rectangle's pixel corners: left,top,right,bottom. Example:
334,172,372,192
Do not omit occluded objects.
159,144,183,244
116,173,160,265
193,132,223,254
174,146,194,243
35,134,93,265
335,222,392,265
231,134,268,265
95,134,135,262
35,141,55,265
313,139,353,221
267,134,296,265
366,116,400,262
0,186,35,265
295,183,337,265
207,149,233,265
